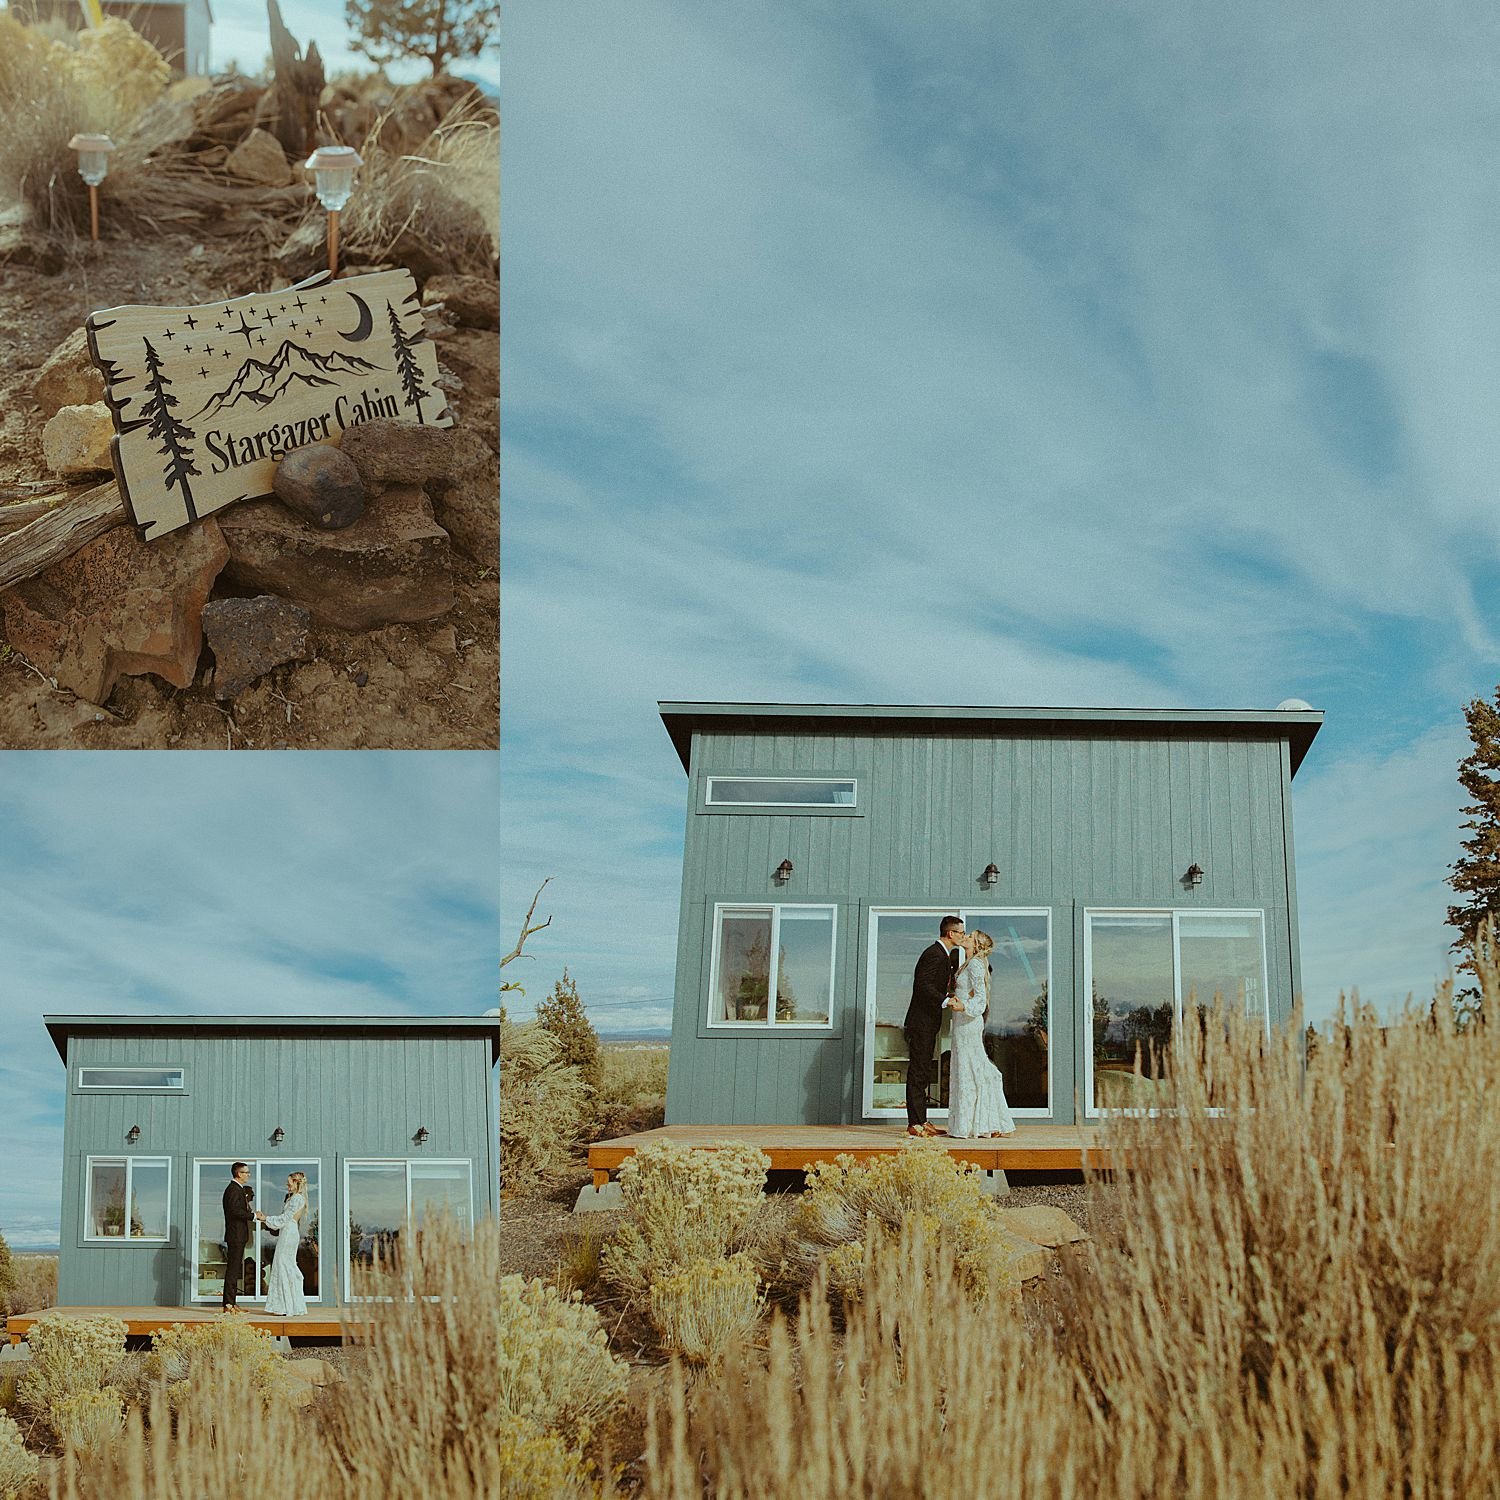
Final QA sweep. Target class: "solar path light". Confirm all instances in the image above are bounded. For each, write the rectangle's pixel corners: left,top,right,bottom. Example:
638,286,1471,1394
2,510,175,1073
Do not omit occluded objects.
68,132,116,242
304,145,363,278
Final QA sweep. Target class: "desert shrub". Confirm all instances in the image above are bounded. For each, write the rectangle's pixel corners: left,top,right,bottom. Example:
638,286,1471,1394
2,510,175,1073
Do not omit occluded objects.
643,992,1500,1499
554,1219,607,1299
0,15,168,233
787,1142,1022,1302
15,1315,125,1435
493,1274,628,1447
592,1045,670,1138
601,1139,770,1309
500,1018,591,1194
0,1413,38,1500
536,970,602,1089
0,1234,13,1315
649,1253,766,1370
493,1413,597,1500
147,1318,296,1413
6,1259,56,1319
49,1388,124,1460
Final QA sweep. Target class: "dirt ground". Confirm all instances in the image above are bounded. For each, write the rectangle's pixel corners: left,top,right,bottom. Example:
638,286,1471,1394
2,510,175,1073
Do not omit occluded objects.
0,231,498,749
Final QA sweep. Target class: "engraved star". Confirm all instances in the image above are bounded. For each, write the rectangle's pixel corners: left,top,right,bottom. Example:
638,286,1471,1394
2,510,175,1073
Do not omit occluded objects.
184,314,198,330
182,344,193,353
263,310,278,326
230,312,257,348
256,335,267,346
295,296,309,312
203,344,215,355
288,320,299,333
315,316,324,327
162,328,176,341
198,367,209,380
214,321,224,332
280,302,289,313
317,295,327,305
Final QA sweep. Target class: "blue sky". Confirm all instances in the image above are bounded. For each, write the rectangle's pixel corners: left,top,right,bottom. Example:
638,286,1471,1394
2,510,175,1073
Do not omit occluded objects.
0,753,499,1248
211,0,498,89
501,3,1500,1035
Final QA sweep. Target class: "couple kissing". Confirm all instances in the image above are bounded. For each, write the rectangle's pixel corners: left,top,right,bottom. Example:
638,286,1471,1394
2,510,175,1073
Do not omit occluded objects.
903,915,1017,1140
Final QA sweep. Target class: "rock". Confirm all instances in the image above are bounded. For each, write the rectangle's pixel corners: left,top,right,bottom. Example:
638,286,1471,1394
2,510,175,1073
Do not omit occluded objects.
226,127,293,186
42,402,114,477
35,328,106,417
995,1227,1049,1283
0,520,229,704
0,223,65,275
273,217,328,281
573,1182,624,1213
338,419,455,494
429,427,496,566
994,1205,1088,1247
273,444,365,530
282,1358,339,1385
422,274,498,330
203,594,312,700
283,1380,317,1408
219,485,453,631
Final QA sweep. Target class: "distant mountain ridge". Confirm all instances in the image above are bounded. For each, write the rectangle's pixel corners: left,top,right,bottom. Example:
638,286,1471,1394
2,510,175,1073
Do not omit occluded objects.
193,340,383,419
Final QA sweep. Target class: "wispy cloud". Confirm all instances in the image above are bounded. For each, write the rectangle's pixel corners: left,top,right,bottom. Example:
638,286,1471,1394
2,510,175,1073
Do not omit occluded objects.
502,2,1499,1036
0,753,498,1247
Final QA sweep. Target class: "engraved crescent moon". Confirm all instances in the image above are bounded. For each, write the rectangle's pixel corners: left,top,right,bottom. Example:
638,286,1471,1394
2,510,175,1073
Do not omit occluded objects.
338,292,374,343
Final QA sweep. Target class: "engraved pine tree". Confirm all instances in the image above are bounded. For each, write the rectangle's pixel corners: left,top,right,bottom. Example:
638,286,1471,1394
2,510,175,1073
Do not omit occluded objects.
138,336,201,522
386,301,429,425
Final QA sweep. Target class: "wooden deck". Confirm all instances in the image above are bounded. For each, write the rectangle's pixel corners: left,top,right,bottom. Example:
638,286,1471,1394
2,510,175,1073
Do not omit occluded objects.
587,1122,1110,1187
6,1305,369,1346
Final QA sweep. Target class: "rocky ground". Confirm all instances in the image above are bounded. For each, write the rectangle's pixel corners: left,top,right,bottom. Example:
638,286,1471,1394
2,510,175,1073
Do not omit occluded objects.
0,134,497,749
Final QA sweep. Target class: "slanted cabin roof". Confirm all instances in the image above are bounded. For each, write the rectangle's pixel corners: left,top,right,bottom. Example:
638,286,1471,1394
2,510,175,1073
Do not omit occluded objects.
659,701,1324,778
44,1014,500,1065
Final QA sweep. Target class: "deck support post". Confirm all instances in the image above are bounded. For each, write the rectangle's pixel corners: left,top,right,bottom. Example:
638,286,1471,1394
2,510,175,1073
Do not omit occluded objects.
593,1168,609,1190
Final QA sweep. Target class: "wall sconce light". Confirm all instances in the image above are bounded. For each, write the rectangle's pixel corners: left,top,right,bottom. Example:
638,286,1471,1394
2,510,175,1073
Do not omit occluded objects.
980,863,1000,889
414,1126,429,1145
774,859,794,885
270,1126,285,1145
126,1125,140,1145
1185,863,1205,887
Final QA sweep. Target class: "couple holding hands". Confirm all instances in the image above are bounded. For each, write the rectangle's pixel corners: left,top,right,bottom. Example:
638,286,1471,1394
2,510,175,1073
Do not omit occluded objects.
904,915,1017,1140
220,1161,310,1315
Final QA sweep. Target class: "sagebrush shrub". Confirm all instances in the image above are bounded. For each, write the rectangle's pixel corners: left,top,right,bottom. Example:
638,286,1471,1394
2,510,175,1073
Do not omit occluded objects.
495,1274,628,1447
15,1315,126,1432
649,1253,766,1369
50,1388,125,1459
148,1317,296,1413
499,1018,592,1194
0,1412,37,1500
493,1412,598,1499
602,1140,771,1308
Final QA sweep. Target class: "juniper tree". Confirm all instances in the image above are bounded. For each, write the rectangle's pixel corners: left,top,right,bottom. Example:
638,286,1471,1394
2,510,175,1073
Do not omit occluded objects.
345,0,498,76
536,969,601,1089
0,1228,12,1315
1447,689,1500,1027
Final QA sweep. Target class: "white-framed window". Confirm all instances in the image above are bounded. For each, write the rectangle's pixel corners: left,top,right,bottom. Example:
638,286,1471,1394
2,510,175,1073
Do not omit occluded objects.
704,776,857,808
189,1158,324,1304
85,1156,170,1242
1083,908,1269,1118
861,907,1054,1121
77,1066,184,1090
707,903,837,1027
344,1159,475,1301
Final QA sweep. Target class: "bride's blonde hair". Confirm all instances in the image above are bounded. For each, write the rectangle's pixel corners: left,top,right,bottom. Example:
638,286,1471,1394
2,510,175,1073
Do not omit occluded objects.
286,1172,307,1221
971,932,994,1002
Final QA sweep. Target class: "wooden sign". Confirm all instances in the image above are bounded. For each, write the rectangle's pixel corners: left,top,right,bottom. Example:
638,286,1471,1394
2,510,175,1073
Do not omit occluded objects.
86,270,454,540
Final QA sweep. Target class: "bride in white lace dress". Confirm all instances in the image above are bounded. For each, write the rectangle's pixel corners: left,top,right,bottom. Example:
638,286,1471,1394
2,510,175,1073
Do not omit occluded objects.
946,931,1016,1139
257,1171,309,1316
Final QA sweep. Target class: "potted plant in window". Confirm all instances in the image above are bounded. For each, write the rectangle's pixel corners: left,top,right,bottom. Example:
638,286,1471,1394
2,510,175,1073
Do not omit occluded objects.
101,1199,126,1237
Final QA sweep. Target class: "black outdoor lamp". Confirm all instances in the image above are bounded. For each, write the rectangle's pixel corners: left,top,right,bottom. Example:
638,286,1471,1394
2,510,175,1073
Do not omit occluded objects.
1185,863,1205,887
774,859,794,885
271,1125,286,1145
980,863,1000,889
126,1124,141,1145
414,1126,430,1145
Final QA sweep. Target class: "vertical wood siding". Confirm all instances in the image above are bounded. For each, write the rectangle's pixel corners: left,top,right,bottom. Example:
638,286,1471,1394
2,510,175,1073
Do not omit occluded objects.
666,724,1301,1128
58,1032,496,1306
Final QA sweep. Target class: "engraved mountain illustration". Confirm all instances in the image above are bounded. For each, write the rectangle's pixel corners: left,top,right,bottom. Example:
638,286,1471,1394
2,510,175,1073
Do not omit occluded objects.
191,339,385,419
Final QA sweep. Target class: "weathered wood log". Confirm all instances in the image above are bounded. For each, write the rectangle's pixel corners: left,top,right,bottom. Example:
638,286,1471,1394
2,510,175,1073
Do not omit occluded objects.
266,0,325,161
0,482,127,594
0,494,70,533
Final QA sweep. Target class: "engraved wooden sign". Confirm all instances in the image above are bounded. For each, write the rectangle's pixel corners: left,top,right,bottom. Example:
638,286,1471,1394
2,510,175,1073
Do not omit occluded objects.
86,269,454,540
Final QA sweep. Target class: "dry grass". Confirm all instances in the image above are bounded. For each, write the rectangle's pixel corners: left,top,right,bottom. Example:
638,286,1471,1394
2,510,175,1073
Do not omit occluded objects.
47,1216,621,1498
594,1044,671,1139
637,965,1500,1497
501,1017,594,1195
0,16,169,234
6,1259,56,1319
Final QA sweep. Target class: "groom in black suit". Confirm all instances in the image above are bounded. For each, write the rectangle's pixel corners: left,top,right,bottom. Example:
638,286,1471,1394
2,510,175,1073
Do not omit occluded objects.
904,915,966,1135
221,1162,255,1309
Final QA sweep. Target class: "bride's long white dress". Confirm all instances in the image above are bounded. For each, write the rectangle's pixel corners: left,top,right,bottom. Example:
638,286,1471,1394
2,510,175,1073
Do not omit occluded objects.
261,1192,308,1315
947,959,1016,1139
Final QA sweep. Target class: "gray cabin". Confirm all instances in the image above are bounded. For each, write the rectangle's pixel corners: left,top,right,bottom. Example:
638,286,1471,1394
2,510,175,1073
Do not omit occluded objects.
660,702,1322,1127
48,1015,498,1308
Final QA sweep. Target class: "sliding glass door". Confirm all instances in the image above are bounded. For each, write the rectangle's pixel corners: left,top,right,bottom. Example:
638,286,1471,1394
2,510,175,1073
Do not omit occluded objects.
344,1159,474,1298
191,1159,322,1303
1084,909,1268,1116
863,908,1053,1119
